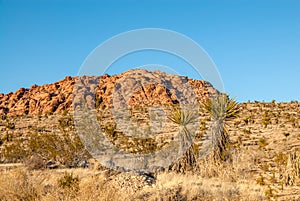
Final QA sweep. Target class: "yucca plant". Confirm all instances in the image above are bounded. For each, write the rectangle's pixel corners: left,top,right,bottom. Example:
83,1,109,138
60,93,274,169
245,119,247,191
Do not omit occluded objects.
168,107,198,145
201,94,239,162
167,106,199,172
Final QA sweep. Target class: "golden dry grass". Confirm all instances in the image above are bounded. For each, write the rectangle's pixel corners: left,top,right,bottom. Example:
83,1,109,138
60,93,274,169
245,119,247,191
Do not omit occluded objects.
0,166,266,201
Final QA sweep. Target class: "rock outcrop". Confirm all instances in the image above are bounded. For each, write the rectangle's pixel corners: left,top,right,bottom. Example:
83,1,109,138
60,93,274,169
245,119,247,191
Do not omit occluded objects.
0,76,74,116
0,69,218,116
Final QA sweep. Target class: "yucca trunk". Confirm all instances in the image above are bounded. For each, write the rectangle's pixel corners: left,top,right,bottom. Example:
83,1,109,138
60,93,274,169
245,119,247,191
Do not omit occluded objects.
168,126,197,173
168,147,197,173
209,119,231,162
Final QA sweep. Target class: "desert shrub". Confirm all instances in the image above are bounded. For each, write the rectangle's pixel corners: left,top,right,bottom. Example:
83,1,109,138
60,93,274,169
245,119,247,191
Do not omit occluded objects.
1,130,90,167
258,138,267,148
260,163,270,172
0,115,7,120
62,109,68,116
24,154,45,170
5,121,15,129
242,117,249,125
1,140,29,162
264,185,277,200
58,115,74,130
27,132,90,168
262,112,271,128
57,172,80,199
58,172,79,191
289,117,297,128
243,128,251,135
104,123,118,140
103,122,161,155
256,174,265,185
274,153,288,166
132,137,158,154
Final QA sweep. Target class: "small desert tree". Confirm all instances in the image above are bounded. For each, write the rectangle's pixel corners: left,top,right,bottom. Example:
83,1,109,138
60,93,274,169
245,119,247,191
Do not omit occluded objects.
168,106,198,172
201,94,239,162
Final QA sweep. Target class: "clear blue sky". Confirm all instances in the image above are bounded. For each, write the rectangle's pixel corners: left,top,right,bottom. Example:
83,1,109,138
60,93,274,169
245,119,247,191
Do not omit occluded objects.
1,0,299,102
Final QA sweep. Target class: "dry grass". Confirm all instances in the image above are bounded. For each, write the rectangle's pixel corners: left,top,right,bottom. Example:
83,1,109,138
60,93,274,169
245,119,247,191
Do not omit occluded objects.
0,167,124,201
0,167,266,201
147,172,265,201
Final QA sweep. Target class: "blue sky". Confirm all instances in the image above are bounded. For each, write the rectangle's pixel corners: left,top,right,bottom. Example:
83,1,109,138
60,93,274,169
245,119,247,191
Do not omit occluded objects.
0,0,299,102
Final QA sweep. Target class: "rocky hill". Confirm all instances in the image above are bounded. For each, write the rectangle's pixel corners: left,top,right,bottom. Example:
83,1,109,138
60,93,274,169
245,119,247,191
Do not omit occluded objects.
0,69,218,116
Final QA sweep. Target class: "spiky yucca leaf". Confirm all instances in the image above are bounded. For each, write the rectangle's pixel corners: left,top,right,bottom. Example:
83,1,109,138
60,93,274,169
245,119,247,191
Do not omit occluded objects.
201,94,239,121
168,106,198,146
168,107,198,126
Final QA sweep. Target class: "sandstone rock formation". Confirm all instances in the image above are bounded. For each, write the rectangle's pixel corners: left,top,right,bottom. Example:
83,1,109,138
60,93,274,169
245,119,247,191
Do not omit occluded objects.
0,69,218,116
0,76,74,116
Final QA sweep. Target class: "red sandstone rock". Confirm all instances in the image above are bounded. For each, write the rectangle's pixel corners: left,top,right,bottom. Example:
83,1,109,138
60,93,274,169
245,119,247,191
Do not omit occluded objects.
0,70,218,116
